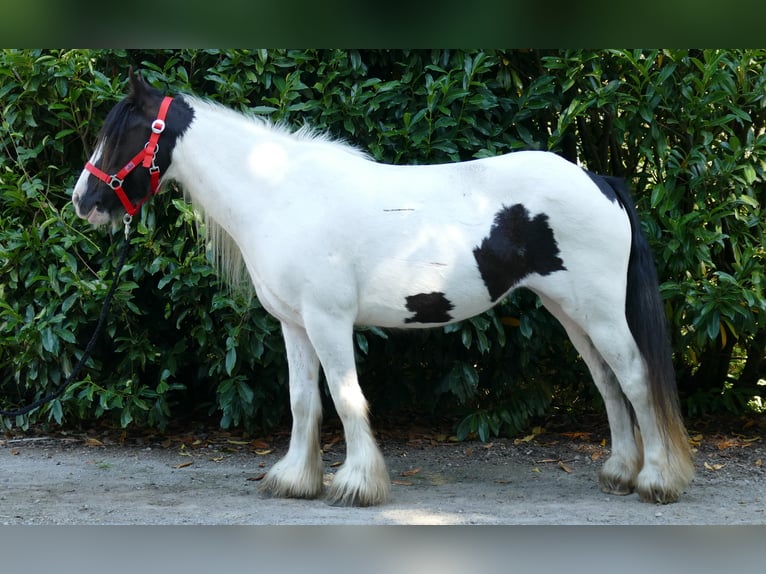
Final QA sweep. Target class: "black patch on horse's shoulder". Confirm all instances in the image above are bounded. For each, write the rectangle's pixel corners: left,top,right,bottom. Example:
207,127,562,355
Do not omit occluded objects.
585,170,624,204
154,95,195,173
404,292,455,324
473,204,566,302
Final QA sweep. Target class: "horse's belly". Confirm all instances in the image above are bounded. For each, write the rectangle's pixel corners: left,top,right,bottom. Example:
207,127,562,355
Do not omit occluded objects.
354,258,495,328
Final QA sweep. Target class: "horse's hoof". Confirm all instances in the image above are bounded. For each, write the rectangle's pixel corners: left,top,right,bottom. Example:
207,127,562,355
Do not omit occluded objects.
598,458,639,496
635,466,687,504
599,479,635,496
258,470,324,500
325,491,376,507
636,484,682,504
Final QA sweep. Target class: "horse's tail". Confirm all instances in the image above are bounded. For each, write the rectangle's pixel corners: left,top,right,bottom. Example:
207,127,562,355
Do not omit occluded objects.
601,175,693,480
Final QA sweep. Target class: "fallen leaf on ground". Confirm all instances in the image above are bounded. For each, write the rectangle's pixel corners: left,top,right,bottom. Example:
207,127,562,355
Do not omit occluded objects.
755,459,762,467
251,439,270,449
173,461,193,469
712,435,760,450
561,432,592,440
514,434,537,445
558,461,573,473
226,439,250,445
11,449,20,456
391,480,413,486
689,434,704,446
329,461,342,468
254,449,273,455
591,450,605,461
247,473,266,481
704,462,725,471
84,438,103,447
401,467,421,477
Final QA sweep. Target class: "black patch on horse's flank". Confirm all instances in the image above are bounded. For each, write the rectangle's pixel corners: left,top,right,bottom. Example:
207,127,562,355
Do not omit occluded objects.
473,204,566,302
404,292,455,324
585,170,623,204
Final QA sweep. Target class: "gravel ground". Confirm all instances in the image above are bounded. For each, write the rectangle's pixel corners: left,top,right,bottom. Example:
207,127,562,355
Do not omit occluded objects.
1,418,764,525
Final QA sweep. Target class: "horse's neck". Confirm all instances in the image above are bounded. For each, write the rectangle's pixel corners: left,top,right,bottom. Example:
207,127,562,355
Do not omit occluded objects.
166,101,291,227
167,99,372,235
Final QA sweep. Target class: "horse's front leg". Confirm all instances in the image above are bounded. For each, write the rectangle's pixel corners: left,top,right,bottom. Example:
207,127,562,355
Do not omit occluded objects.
260,321,324,499
303,310,390,507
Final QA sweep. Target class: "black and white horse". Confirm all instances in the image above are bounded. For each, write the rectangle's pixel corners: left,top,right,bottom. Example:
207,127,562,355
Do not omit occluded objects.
72,71,693,506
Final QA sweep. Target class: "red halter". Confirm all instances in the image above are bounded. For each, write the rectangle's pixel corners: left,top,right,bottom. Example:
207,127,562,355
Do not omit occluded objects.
85,96,173,217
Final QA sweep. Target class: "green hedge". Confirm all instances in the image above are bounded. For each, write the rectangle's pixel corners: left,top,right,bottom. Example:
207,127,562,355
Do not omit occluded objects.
1,49,764,436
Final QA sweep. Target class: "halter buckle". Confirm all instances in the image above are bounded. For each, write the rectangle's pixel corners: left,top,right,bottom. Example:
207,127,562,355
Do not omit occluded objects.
151,119,166,134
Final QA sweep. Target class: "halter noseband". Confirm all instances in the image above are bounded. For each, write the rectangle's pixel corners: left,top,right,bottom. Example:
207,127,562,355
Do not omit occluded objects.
85,96,174,217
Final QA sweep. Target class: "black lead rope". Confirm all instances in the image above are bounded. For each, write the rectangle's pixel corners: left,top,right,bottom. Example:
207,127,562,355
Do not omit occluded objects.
0,219,133,422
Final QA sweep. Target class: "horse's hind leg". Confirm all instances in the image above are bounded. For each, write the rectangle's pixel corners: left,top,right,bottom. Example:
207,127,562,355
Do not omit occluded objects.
302,310,390,507
260,321,324,499
588,323,691,503
540,287,691,503
539,295,643,495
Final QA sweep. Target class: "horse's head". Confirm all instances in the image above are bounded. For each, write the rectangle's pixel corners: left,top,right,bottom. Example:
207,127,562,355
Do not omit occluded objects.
72,69,192,225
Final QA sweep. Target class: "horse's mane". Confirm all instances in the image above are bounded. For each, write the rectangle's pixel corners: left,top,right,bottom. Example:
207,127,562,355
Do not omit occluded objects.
182,95,368,155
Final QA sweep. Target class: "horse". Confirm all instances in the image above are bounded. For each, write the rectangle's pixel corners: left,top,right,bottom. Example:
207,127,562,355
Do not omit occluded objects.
71,70,694,506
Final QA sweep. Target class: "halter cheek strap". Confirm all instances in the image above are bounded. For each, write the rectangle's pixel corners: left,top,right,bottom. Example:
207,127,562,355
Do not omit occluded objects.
85,96,173,217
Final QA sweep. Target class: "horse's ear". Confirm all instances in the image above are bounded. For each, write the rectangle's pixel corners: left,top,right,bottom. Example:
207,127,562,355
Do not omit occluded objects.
126,67,151,106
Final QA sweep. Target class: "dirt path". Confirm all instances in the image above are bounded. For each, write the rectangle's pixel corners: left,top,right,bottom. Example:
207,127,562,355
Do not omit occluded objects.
1,422,764,525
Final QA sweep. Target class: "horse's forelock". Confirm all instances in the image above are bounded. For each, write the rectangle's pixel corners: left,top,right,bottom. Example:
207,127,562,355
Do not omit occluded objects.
93,99,134,167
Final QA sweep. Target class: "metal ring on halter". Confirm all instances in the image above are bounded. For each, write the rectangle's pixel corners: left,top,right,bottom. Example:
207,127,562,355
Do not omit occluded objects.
144,141,160,153
144,142,160,172
108,176,124,190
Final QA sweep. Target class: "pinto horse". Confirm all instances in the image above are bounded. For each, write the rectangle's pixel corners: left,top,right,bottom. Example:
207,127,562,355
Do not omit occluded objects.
72,71,693,506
